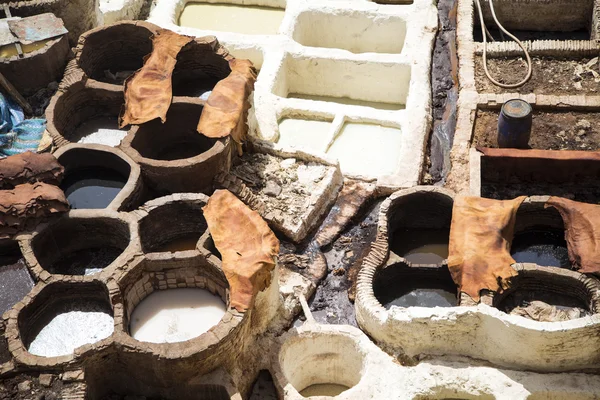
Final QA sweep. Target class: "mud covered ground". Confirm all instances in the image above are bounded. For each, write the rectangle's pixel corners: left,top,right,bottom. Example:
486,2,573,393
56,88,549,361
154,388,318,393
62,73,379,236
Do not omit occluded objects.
0,373,79,400
475,56,600,95
473,109,600,150
426,0,458,184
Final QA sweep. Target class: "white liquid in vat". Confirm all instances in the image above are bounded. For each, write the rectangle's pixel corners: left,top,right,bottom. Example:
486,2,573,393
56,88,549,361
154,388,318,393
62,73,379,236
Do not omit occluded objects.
179,3,285,35
28,309,114,357
129,288,226,344
326,123,402,177
277,118,332,152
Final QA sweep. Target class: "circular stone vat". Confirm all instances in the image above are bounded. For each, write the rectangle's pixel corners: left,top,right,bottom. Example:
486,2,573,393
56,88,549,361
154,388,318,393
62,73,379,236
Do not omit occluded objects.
172,40,232,98
30,214,131,276
18,281,114,358
493,265,600,322
512,199,570,268
139,195,209,254
46,82,127,147
122,257,230,345
279,332,364,397
121,102,230,194
373,262,457,309
386,188,454,265
77,21,158,85
55,144,141,210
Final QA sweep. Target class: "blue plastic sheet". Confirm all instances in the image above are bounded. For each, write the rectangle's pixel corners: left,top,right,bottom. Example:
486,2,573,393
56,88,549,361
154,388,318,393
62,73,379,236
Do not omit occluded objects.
0,92,45,157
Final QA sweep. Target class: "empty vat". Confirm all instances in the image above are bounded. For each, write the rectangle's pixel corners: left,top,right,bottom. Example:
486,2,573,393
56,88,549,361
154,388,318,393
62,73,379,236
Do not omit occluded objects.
139,195,209,254
277,118,333,152
326,123,403,177
279,332,363,397
46,82,127,146
121,102,230,194
179,3,285,35
275,56,410,111
171,39,232,97
292,10,406,54
31,215,131,276
18,282,114,358
77,21,157,85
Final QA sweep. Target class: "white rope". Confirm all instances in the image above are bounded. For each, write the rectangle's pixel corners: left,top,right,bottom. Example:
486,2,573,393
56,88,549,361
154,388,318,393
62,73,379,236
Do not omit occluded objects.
475,0,533,88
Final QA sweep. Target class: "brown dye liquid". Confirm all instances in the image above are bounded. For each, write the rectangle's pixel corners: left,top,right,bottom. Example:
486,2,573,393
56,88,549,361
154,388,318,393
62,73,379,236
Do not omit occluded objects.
48,247,122,275
61,167,127,209
510,229,570,268
0,257,33,314
153,233,201,253
390,229,449,264
300,384,349,397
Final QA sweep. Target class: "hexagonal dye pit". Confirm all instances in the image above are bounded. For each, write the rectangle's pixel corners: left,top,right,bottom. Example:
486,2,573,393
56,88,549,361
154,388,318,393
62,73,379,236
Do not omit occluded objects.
279,332,364,397
46,83,127,146
129,103,218,162
129,288,226,344
178,3,285,35
57,146,133,210
31,216,130,276
139,196,209,254
77,22,156,85
122,257,229,345
19,282,114,358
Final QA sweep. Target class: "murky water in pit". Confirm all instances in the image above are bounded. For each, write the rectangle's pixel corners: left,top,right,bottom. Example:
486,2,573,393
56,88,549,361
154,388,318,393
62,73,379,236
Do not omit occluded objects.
510,230,570,268
390,229,449,264
300,384,349,397
61,168,127,209
153,233,201,253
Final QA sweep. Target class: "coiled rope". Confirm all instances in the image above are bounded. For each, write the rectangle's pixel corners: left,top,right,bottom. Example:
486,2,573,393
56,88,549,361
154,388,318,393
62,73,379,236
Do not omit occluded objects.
474,0,532,88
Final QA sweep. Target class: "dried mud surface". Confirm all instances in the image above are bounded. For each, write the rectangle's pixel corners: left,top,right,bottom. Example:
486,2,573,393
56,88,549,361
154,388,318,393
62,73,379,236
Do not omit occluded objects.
306,199,381,327
475,56,599,95
0,373,76,400
230,153,329,227
473,109,600,150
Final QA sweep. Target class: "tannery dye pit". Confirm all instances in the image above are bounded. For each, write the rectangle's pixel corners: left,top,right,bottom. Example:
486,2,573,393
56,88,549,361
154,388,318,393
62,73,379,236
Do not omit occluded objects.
61,168,127,209
2,0,600,398
129,288,226,344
